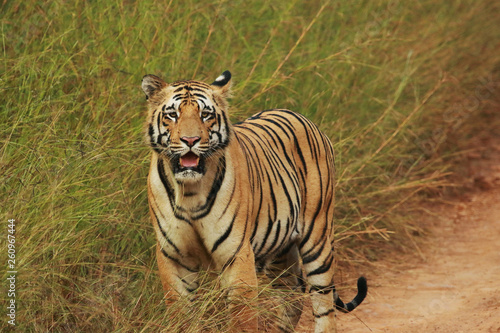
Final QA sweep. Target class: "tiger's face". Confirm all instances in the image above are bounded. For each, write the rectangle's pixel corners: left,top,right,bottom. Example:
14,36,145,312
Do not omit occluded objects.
142,71,232,182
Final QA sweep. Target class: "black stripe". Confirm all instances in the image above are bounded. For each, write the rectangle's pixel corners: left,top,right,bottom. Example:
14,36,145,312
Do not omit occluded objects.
267,219,282,255
192,156,226,219
234,133,257,190
257,118,297,169
306,252,334,277
259,117,291,139
212,214,235,253
160,248,197,273
239,126,283,187
156,111,163,145
157,158,176,205
302,237,327,264
192,93,208,100
310,284,334,295
157,159,191,224
299,166,324,248
261,111,308,175
180,277,199,293
220,110,231,146
185,286,197,293
313,308,334,318
249,122,300,191
235,130,266,182
249,183,264,245
255,168,277,257
256,211,275,258
151,207,181,255
221,213,249,271
270,110,313,166
148,123,155,145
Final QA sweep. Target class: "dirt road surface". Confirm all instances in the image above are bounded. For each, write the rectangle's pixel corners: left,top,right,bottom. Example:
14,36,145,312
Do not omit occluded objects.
298,137,500,332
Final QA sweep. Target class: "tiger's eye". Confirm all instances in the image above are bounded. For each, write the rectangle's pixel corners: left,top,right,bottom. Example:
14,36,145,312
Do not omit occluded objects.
165,111,177,120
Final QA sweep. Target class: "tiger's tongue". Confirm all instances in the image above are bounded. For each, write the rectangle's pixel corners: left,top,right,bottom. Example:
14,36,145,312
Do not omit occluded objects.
180,152,199,168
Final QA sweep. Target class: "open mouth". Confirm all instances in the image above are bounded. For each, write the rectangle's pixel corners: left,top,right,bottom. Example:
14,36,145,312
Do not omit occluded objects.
171,151,205,178
179,151,200,168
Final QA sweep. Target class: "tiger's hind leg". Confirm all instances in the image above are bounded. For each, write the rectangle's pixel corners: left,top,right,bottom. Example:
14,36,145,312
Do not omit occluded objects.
299,235,337,333
264,244,305,332
300,235,367,333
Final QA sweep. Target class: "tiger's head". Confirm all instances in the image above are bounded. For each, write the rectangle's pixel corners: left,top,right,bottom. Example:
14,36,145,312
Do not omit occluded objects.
142,71,233,183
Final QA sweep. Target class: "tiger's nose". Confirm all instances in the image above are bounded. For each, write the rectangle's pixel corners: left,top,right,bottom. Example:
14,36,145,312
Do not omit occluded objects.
180,136,201,147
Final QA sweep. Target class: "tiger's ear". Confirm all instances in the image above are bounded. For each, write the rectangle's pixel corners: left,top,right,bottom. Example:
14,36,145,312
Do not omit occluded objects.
211,70,232,98
142,74,167,100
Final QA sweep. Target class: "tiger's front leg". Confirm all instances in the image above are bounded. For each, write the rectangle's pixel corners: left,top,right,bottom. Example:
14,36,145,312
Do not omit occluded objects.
156,244,200,304
218,240,259,332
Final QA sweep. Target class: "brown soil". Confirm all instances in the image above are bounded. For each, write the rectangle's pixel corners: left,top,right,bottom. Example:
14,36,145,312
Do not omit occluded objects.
298,137,500,332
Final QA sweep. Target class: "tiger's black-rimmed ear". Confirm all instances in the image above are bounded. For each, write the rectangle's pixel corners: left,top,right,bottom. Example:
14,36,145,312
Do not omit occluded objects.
211,70,232,98
211,70,231,87
142,74,167,100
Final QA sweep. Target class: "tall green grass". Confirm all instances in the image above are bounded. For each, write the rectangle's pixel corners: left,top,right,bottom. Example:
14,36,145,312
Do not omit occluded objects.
1,0,499,331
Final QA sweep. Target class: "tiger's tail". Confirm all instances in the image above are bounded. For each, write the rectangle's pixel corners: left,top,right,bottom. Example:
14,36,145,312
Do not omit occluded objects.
334,276,368,313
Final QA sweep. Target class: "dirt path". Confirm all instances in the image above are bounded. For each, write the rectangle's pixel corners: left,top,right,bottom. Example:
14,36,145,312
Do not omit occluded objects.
337,140,500,332
298,138,500,332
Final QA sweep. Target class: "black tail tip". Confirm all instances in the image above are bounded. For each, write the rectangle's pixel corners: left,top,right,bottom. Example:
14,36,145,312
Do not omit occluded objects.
350,276,368,310
336,276,368,313
357,276,368,295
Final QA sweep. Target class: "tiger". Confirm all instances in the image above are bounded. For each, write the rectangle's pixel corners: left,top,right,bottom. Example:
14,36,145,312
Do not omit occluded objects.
142,70,367,333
